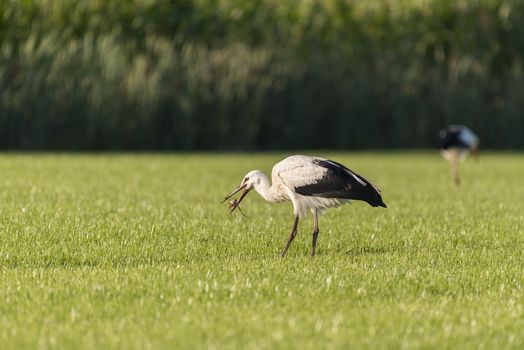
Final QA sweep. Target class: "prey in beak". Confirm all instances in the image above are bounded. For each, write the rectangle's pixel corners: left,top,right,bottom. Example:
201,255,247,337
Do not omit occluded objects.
221,184,250,216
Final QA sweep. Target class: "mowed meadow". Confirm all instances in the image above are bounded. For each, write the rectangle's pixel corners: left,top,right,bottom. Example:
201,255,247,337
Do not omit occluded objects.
0,152,523,349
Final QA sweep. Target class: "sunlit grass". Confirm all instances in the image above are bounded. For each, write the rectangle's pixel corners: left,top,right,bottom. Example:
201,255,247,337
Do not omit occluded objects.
0,152,523,349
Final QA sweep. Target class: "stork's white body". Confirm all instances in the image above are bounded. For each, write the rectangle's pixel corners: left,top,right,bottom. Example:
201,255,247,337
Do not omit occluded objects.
224,155,386,256
256,155,351,217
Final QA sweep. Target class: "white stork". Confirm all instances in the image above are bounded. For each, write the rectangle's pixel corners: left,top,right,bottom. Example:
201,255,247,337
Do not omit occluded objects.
439,125,479,185
222,155,387,256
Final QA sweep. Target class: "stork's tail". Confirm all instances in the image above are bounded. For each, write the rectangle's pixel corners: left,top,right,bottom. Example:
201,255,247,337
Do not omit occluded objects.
369,194,387,208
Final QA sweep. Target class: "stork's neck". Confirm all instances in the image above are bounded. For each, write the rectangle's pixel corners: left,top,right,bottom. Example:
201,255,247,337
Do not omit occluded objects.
253,172,280,203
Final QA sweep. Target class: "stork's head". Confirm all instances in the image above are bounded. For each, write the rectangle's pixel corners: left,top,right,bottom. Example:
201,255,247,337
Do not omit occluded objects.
222,170,264,214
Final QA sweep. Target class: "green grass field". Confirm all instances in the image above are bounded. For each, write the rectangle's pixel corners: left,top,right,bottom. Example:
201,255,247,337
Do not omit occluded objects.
1,152,523,349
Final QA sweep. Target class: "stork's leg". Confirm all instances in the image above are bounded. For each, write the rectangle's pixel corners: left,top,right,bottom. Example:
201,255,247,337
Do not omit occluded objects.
280,216,299,257
451,155,460,186
311,209,319,256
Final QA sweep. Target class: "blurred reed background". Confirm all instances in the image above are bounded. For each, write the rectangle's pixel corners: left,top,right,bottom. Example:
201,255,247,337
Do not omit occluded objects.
0,0,523,150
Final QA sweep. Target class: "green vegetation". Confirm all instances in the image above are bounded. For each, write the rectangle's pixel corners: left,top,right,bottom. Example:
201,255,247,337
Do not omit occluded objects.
1,0,524,149
1,153,523,349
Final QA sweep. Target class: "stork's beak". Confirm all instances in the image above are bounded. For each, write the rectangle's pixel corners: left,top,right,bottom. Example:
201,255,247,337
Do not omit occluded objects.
221,184,250,214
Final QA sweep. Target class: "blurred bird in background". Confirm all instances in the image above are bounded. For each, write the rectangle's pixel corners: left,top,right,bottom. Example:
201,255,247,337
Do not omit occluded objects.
439,125,479,185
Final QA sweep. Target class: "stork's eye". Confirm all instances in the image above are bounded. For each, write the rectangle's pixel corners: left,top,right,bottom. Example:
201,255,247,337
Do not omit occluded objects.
244,177,249,182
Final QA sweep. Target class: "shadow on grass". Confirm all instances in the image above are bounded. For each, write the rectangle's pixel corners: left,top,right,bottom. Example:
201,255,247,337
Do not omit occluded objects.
342,244,398,257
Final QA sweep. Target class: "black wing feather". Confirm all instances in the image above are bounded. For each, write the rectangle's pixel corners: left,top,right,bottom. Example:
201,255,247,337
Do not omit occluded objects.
294,159,387,208
440,127,469,150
